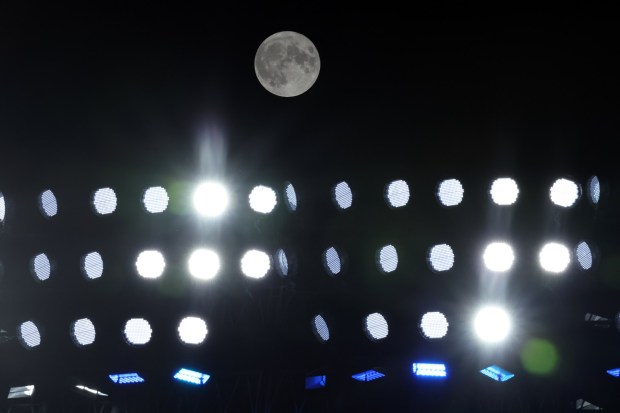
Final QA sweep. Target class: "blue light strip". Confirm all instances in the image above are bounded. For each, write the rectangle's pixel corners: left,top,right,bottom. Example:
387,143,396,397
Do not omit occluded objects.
606,368,620,377
305,375,326,389
108,373,144,384
173,368,210,385
479,365,514,382
412,363,447,377
351,369,385,382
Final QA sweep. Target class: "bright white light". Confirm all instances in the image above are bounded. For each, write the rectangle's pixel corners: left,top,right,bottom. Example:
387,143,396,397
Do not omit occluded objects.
75,385,107,396
241,249,271,279
143,186,169,213
71,318,96,346
92,188,117,215
364,313,389,341
123,318,152,345
539,242,571,273
377,245,398,273
550,178,580,207
188,249,220,280
193,182,229,217
420,312,449,339
483,242,514,272
490,178,519,205
249,185,277,214
323,247,342,275
32,253,51,281
178,317,208,344
473,306,511,343
333,181,353,209
588,176,600,204
437,179,464,206
82,252,103,280
18,321,41,348
576,241,593,270
385,179,410,208
428,244,454,272
284,182,298,211
312,315,330,342
135,250,166,279
275,249,289,276
0,192,5,222
39,189,58,217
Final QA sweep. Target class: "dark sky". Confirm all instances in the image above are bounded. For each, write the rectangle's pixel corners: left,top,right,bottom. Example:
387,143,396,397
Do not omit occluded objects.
2,7,620,412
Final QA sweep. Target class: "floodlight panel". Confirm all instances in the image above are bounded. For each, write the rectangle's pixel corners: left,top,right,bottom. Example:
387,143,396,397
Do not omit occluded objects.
420,312,449,339
385,179,410,208
143,186,169,213
173,368,210,385
284,182,298,211
352,370,385,382
549,178,580,207
305,375,326,389
178,317,208,345
193,182,228,217
92,188,117,215
312,314,330,342
72,318,96,346
123,318,152,345
428,244,454,272
480,365,515,382
39,189,58,217
437,179,464,206
136,250,166,279
473,306,511,343
275,249,289,276
241,249,271,279
18,321,41,348
323,247,342,275
188,248,220,280
333,181,353,209
483,242,514,272
82,252,104,280
576,241,593,270
588,176,600,204
489,178,519,205
32,253,51,281
7,385,35,399
364,313,389,341
109,373,144,384
0,192,5,222
249,185,277,213
412,363,447,377
377,244,398,273
539,242,570,273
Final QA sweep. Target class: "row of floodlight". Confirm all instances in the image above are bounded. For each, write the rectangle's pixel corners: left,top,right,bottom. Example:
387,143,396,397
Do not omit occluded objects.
0,175,601,223
24,240,595,284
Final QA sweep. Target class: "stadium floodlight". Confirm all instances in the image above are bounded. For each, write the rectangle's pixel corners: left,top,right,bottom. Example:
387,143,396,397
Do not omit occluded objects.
18,321,41,349
480,365,515,382
173,368,211,385
135,250,166,279
188,248,220,280
178,317,208,345
576,399,602,410
249,185,277,213
489,178,519,205
587,176,601,204
142,186,169,213
7,385,35,399
240,249,271,279
193,182,229,217
549,178,580,207
539,242,570,273
92,188,117,215
75,385,108,396
109,373,144,384
71,318,96,346
377,244,398,273
575,241,594,270
483,242,514,272
473,306,511,343
385,179,410,208
284,181,298,211
606,368,620,377
82,252,104,280
411,363,447,378
123,318,152,346
39,189,58,217
323,247,343,276
352,370,385,382
305,375,326,389
333,181,353,210
32,253,51,281
437,179,464,207
428,244,454,272
311,314,330,343
364,313,389,341
419,312,449,340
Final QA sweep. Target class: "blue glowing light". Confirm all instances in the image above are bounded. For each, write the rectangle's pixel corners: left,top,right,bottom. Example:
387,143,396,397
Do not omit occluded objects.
108,373,144,384
305,375,326,389
352,369,385,382
411,363,447,377
173,368,210,385
606,368,620,377
480,365,515,382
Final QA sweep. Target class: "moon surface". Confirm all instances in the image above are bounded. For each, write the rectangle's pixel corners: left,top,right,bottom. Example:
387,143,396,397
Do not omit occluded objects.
254,31,320,97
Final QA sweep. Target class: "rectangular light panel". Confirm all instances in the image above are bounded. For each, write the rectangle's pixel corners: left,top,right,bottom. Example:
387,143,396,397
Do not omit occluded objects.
352,369,385,382
480,365,515,382
75,385,108,397
305,375,326,389
173,368,210,385
8,385,35,399
108,373,144,384
412,363,447,377
606,368,620,377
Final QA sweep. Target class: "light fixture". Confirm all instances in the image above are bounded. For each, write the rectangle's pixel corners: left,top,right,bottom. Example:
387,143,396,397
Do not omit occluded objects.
75,385,108,396
284,181,298,211
411,363,447,378
323,247,343,276
7,385,35,399
311,314,330,343
71,318,96,346
377,244,398,273
587,175,601,204
352,370,385,382
305,375,326,389
482,242,514,272
17,321,41,349
275,248,294,277
142,186,169,213
575,241,593,270
135,250,166,279
428,244,454,272
364,313,388,341
437,179,464,207
606,368,620,377
419,312,449,340
489,178,519,205
549,178,580,207
31,253,52,281
480,365,515,382
92,187,117,215
0,191,5,222
188,248,220,280
178,317,208,345
249,185,277,213
109,373,144,384
385,179,410,208
39,189,58,217
82,252,104,280
539,242,570,273
240,249,271,279
173,368,210,385
123,318,152,346
473,306,511,343
333,181,353,210
193,181,228,217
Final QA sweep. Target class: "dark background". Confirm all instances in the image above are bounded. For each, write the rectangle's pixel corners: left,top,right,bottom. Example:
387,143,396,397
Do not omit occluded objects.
1,6,620,412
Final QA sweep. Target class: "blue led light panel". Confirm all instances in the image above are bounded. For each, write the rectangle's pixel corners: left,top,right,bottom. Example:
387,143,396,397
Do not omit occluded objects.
412,363,447,377
305,375,326,389
109,373,144,384
480,365,515,382
606,368,620,377
174,368,210,385
352,370,385,382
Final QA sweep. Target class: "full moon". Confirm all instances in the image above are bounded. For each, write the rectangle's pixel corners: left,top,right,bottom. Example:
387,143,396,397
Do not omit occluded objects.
254,31,320,97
